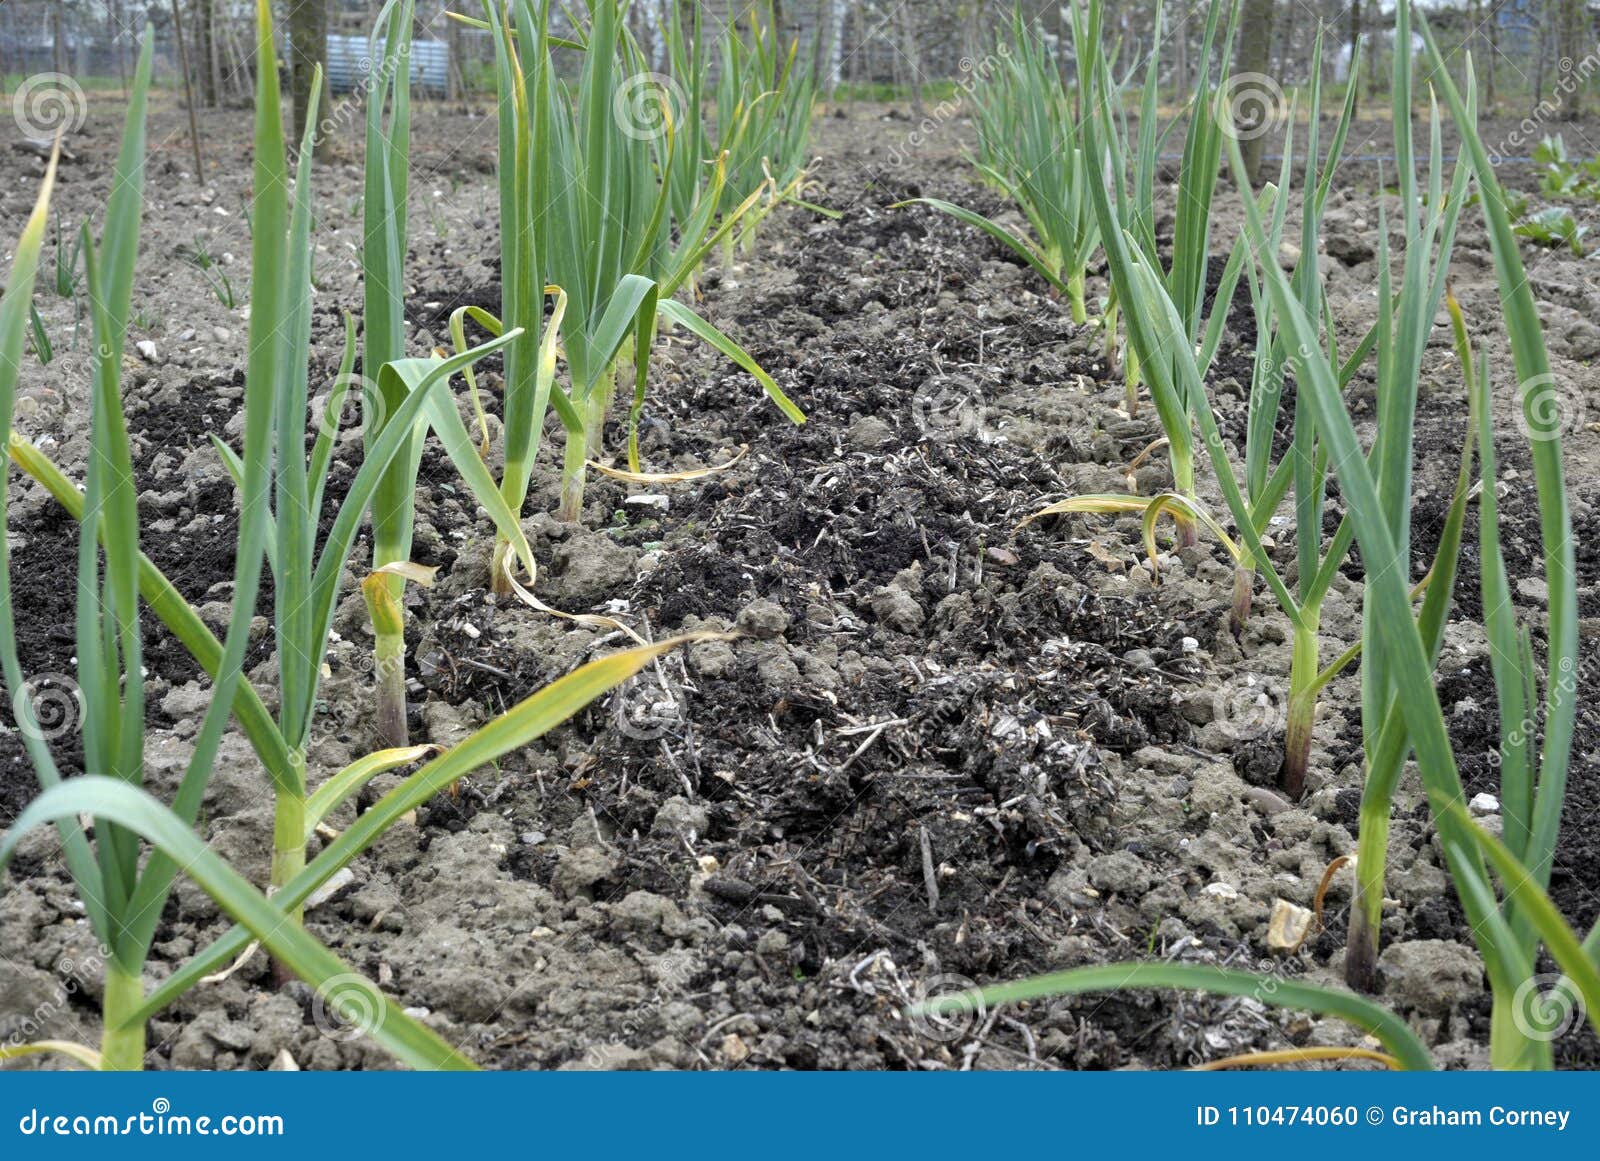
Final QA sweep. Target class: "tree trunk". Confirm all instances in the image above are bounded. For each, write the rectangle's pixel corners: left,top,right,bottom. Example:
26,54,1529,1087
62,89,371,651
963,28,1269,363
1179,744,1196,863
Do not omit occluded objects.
1558,0,1585,120
1348,0,1362,119
170,0,206,181
448,2,465,101
1486,0,1500,111
813,0,831,89
898,2,924,118
1045,0,1067,81
1235,0,1276,186
964,0,982,76
847,0,862,106
53,1,66,77
1272,1,1295,80
288,0,329,153
1174,0,1188,108
196,0,217,106
1535,0,1551,110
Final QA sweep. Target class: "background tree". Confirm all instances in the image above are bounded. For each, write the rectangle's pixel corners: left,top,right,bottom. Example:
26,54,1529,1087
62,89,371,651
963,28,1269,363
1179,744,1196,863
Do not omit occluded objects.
1557,0,1587,119
287,0,328,154
1235,0,1276,184
1348,0,1362,117
195,0,216,106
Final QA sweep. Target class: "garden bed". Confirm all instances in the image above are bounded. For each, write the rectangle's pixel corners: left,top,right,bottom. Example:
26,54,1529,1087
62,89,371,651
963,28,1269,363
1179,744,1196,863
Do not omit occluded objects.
2,91,1599,1070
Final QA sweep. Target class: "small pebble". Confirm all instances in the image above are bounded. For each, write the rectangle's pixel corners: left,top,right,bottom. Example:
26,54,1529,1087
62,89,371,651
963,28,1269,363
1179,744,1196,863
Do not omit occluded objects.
1266,898,1313,951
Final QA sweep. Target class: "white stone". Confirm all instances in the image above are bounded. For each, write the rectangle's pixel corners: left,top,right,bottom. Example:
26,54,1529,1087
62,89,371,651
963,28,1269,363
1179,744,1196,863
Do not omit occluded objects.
1266,898,1314,952
305,866,355,909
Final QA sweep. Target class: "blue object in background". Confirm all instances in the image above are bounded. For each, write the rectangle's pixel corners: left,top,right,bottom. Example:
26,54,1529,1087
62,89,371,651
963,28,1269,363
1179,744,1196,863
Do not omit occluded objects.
323,34,449,95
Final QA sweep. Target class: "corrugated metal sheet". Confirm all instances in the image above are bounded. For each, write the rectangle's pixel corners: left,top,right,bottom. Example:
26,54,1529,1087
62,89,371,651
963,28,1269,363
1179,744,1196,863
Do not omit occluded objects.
324,34,448,94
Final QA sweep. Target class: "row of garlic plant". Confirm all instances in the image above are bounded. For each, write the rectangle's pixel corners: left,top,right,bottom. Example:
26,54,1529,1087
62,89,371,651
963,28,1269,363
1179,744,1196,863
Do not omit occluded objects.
448,0,805,550
0,0,704,1071
907,0,1236,545
902,9,1098,323
368,0,816,740
662,0,817,263
920,0,1600,1069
